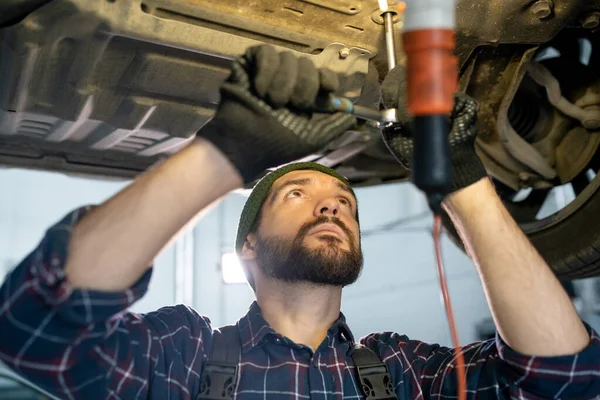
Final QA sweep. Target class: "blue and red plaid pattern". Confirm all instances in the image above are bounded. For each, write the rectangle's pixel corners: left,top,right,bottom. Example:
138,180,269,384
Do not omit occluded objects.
1,207,599,399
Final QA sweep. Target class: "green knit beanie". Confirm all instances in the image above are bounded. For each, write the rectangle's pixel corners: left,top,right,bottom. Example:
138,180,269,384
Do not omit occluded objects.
235,162,359,288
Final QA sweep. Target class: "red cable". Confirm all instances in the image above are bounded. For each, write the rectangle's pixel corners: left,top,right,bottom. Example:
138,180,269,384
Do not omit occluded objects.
433,215,467,400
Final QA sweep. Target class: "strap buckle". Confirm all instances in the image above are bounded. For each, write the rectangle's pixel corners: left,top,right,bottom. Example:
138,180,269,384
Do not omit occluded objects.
355,362,396,400
196,362,238,400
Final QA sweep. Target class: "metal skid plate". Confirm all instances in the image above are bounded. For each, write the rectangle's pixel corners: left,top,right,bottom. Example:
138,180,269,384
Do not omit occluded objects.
0,0,373,178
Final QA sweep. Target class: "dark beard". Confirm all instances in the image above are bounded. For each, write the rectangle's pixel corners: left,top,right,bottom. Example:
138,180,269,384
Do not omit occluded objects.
255,215,363,286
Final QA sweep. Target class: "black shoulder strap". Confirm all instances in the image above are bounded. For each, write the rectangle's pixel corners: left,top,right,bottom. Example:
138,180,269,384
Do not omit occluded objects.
196,325,241,400
196,326,397,400
351,344,397,400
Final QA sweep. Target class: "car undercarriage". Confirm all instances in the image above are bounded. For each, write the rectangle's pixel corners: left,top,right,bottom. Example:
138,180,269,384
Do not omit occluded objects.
1,0,600,278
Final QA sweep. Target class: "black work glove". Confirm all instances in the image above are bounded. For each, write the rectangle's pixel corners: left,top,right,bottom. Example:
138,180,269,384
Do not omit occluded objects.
380,66,487,192
198,45,357,183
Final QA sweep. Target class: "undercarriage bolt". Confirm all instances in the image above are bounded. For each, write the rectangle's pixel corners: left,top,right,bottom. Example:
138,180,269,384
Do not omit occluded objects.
582,105,600,129
530,0,553,20
581,11,600,29
339,47,350,59
519,172,530,183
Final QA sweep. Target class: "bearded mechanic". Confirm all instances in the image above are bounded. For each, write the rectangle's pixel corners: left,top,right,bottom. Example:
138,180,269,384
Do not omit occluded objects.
0,45,599,400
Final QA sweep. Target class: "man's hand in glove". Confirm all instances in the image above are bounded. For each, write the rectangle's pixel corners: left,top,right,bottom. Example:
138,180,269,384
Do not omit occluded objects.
198,45,357,183
380,66,487,193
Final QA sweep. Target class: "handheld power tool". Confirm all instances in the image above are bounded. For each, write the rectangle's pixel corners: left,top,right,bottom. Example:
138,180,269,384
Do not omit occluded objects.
402,0,458,214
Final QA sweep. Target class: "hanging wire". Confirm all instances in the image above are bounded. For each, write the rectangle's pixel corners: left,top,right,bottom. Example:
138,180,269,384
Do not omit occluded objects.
433,215,466,400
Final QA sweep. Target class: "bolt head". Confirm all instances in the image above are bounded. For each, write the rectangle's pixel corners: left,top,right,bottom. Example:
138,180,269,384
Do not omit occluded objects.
581,12,600,29
339,48,350,59
583,118,600,130
519,172,531,182
531,0,553,19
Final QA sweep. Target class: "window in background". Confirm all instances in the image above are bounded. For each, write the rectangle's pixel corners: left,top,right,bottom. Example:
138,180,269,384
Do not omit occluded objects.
221,252,246,284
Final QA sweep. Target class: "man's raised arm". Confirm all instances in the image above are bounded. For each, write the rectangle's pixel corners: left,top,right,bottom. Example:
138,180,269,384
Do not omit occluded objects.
66,138,242,291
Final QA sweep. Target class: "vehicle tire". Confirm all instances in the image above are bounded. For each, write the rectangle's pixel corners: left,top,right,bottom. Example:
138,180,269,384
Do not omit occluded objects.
442,163,600,280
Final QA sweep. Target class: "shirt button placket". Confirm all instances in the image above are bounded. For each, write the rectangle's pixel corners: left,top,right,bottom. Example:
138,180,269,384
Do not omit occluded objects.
308,355,323,400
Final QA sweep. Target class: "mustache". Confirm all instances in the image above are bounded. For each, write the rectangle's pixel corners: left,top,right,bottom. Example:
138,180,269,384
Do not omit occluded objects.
296,215,356,243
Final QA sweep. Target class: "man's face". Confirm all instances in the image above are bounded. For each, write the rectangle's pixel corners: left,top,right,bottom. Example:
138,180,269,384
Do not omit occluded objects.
249,170,363,287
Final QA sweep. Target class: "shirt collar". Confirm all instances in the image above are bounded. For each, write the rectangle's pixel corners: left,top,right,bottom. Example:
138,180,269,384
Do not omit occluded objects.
237,301,355,354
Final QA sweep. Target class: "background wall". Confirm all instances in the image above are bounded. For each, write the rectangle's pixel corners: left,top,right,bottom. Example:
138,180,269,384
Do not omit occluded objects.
1,167,599,347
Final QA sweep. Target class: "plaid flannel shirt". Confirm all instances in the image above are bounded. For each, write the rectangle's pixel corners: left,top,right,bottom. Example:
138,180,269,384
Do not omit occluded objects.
1,207,599,400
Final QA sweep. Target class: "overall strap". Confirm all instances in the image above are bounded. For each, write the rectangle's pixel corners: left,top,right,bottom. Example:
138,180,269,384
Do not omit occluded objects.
351,344,397,400
196,325,241,400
